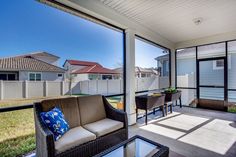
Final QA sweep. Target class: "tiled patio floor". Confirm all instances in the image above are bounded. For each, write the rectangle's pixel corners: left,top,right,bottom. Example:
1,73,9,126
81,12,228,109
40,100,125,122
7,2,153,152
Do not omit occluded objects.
129,107,236,157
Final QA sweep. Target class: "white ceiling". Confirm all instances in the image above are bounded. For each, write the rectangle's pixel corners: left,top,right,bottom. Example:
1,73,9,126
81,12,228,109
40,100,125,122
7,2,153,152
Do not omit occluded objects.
98,0,236,43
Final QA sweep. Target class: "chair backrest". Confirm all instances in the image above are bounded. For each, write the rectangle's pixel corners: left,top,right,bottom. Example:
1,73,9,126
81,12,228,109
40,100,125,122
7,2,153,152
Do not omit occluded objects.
41,97,81,128
78,95,106,125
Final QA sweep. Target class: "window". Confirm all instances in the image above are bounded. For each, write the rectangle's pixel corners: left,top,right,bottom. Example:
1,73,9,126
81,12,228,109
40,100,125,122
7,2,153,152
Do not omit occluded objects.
176,47,197,107
29,73,41,81
8,74,16,80
102,75,112,80
163,60,169,76
58,73,63,78
0,73,17,81
141,74,146,78
88,74,100,80
0,74,7,80
213,59,224,70
135,37,170,91
0,0,125,155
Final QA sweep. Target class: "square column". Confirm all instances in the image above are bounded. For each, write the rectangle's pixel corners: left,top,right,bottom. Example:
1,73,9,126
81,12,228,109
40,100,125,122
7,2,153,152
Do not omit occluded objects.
125,29,136,125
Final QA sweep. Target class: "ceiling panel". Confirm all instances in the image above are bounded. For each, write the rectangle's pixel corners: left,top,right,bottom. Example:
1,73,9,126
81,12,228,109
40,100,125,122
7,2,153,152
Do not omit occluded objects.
98,0,236,43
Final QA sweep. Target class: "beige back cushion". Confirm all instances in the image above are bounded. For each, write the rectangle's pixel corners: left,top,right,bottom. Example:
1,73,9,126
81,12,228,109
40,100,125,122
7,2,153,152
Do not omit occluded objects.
78,95,106,125
41,97,81,128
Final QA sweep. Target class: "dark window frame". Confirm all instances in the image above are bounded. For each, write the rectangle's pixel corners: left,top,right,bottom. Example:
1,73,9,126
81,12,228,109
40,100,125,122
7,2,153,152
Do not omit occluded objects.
135,35,172,89
175,39,236,107
0,0,127,112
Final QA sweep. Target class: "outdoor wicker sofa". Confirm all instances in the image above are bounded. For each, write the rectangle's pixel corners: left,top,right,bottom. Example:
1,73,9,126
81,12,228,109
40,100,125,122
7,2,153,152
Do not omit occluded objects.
34,95,128,157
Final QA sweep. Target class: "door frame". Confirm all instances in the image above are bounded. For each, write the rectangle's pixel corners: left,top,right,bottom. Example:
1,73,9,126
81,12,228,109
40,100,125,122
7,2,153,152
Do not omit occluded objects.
196,56,228,110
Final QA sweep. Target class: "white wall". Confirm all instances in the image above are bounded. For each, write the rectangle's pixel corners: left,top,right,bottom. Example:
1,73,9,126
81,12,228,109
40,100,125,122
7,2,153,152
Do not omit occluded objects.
73,74,88,82
19,71,64,81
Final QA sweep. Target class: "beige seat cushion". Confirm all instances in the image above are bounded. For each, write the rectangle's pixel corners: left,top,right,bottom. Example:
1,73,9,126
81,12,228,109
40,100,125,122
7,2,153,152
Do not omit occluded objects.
55,126,96,154
84,118,124,137
78,95,106,125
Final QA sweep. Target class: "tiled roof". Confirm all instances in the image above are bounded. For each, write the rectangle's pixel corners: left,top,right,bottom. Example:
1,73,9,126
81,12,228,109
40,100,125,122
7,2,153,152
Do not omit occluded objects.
67,60,99,66
0,56,65,72
72,64,119,74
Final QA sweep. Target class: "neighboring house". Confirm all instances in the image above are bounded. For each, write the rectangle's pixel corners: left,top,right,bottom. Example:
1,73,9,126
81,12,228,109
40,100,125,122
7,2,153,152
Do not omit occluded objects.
114,67,158,78
0,52,65,81
135,67,158,78
155,54,169,77
176,45,236,100
63,60,120,81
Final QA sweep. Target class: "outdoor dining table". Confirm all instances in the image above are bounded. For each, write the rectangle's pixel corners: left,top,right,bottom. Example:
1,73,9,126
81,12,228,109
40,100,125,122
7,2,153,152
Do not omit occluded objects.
135,94,166,125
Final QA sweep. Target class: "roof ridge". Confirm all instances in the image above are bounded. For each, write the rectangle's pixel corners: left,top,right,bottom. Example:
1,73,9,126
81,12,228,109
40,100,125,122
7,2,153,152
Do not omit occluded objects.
87,65,97,72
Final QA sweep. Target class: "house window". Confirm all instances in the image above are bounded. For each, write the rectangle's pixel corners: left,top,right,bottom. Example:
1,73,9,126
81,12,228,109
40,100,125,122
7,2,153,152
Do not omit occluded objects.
213,59,224,70
0,73,17,81
141,74,146,78
88,74,100,80
163,60,169,76
29,73,42,81
0,74,7,80
8,74,16,80
102,75,112,80
146,74,151,77
58,73,63,78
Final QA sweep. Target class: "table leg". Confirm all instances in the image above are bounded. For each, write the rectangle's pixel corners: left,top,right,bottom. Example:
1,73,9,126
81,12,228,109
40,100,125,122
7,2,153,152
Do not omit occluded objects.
145,109,148,125
170,103,173,113
161,106,165,117
179,97,182,108
165,104,168,115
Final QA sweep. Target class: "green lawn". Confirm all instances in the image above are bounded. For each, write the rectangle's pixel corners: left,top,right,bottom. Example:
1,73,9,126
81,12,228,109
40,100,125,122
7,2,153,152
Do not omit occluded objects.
0,97,61,157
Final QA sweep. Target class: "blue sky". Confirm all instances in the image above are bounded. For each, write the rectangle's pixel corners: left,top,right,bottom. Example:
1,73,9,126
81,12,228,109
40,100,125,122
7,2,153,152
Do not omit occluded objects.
0,0,165,69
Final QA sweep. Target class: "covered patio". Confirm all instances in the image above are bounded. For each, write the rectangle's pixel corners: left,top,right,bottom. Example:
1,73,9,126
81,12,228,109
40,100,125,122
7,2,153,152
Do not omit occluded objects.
1,0,236,157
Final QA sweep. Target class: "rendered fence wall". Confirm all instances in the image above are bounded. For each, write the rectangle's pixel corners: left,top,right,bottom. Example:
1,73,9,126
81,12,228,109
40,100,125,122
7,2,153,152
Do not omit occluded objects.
0,77,167,100
79,77,160,95
3,81,24,99
63,82,70,95
48,81,61,96
28,81,44,98
136,77,159,92
177,74,196,106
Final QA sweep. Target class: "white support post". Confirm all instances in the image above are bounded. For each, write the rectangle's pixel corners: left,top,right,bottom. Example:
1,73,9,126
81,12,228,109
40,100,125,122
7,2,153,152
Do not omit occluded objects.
44,81,48,97
125,29,136,125
24,80,28,99
171,48,175,87
0,80,3,100
61,81,65,96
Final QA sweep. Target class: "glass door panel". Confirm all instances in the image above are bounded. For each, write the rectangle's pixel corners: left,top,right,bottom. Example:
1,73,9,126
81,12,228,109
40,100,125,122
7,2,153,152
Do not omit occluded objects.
198,58,226,110
199,59,224,87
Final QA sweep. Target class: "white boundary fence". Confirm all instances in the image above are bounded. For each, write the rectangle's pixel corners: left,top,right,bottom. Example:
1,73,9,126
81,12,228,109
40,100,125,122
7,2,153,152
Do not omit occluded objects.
177,73,196,106
0,76,170,100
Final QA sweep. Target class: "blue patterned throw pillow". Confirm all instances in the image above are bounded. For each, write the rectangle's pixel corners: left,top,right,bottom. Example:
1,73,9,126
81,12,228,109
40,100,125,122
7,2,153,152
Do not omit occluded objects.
40,107,69,141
